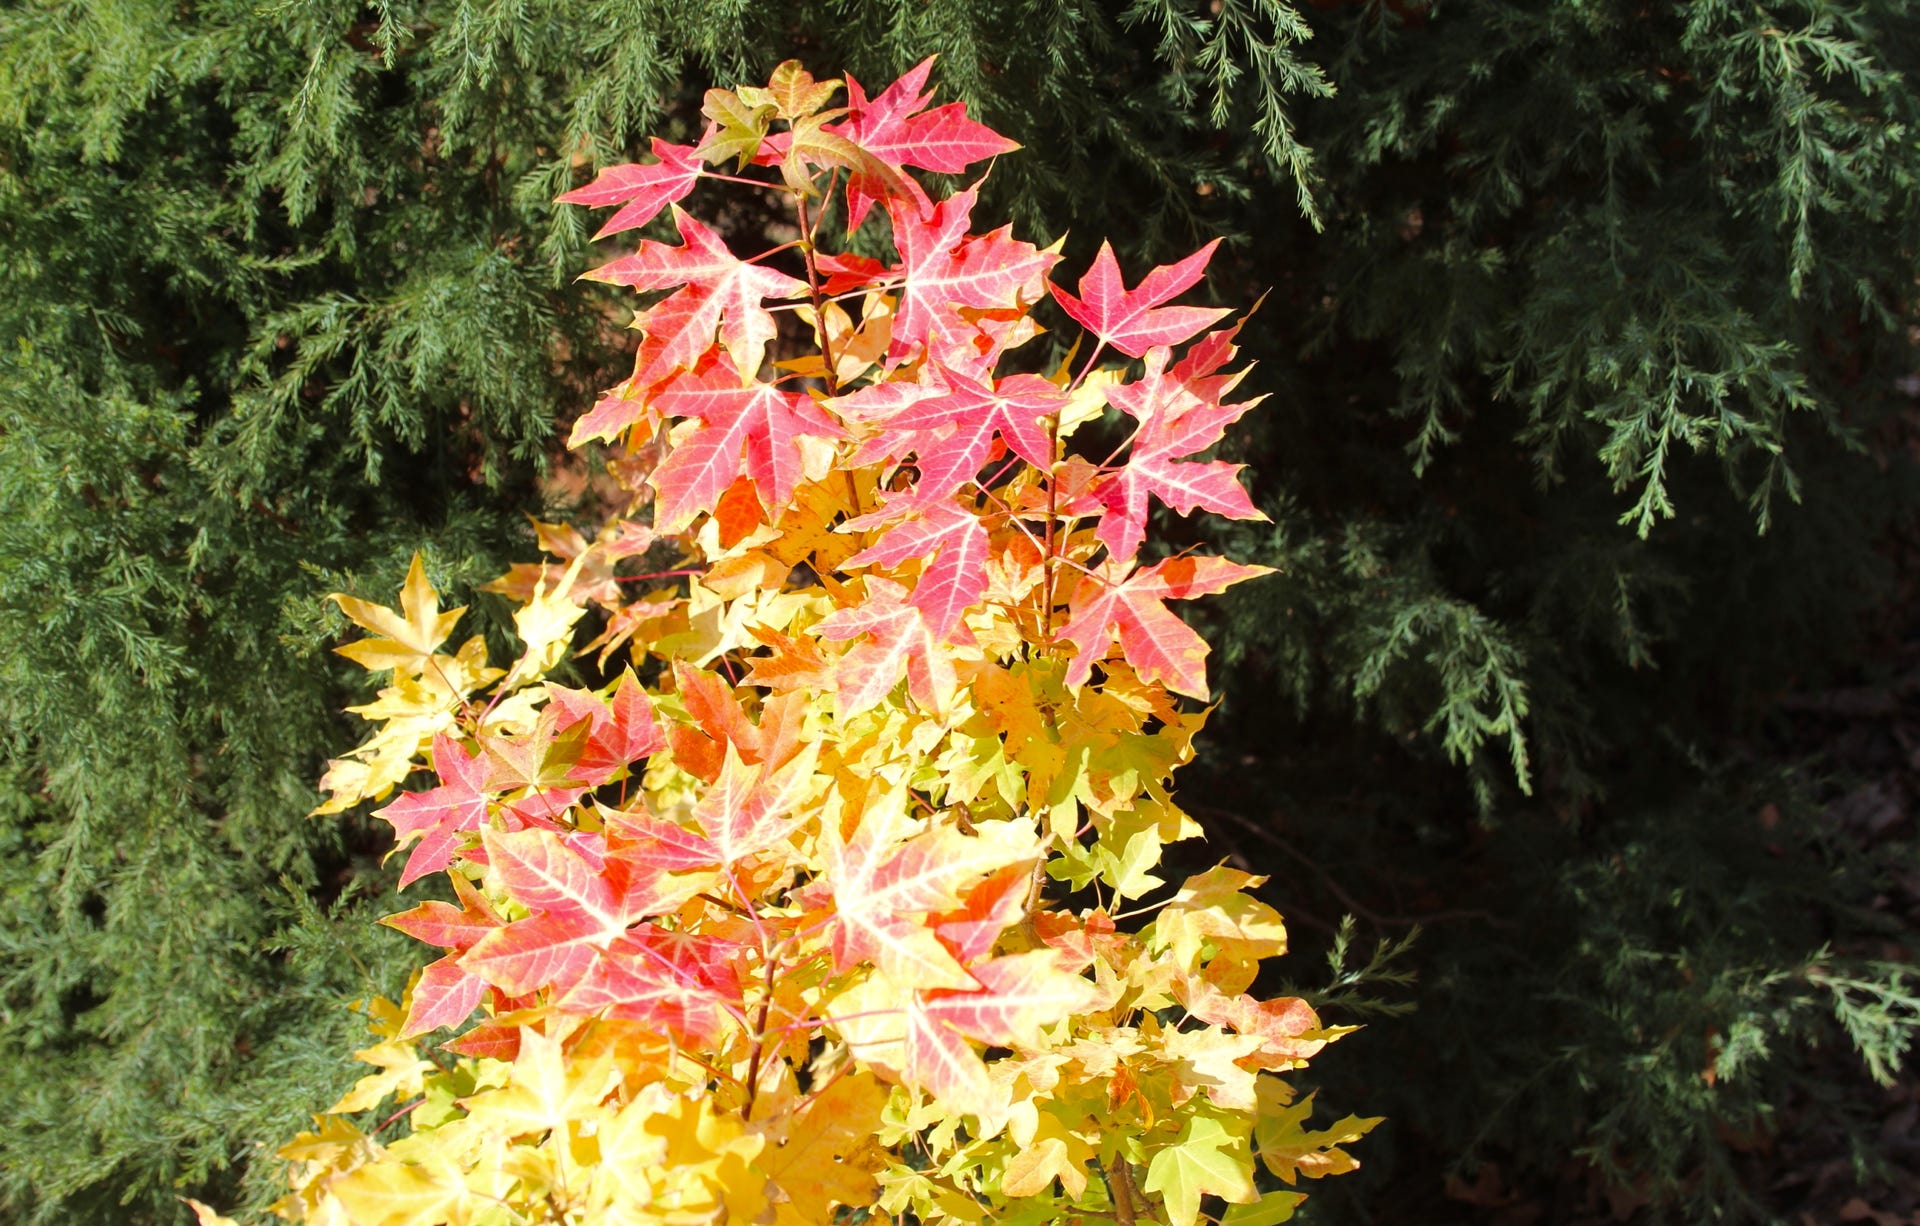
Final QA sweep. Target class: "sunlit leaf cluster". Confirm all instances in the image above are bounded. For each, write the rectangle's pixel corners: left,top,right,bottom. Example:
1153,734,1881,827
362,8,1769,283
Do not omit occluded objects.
269,59,1374,1226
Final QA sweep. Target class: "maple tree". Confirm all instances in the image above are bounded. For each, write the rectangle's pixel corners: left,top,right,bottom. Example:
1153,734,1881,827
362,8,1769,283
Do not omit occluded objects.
251,58,1374,1226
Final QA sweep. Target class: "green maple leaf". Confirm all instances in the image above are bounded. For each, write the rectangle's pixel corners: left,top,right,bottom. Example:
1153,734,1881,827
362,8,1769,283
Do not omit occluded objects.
1219,1192,1308,1226
699,87,774,168
1144,1110,1257,1226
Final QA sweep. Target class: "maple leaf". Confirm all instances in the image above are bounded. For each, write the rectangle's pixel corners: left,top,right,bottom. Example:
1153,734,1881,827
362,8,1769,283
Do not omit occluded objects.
1000,1108,1095,1198
556,926,746,1043
1159,1022,1265,1110
1220,1194,1310,1226
1179,977,1328,1069
1145,1108,1259,1226
843,499,989,640
763,60,842,120
584,208,806,385
1060,555,1274,700
481,518,653,610
887,188,1058,365
401,958,489,1038
824,969,999,1116
558,138,704,239
1153,867,1290,966
1052,239,1231,358
699,88,776,168
819,800,1039,988
374,734,491,886
755,1070,892,1226
814,576,965,718
480,704,591,796
740,624,836,693
460,827,702,998
383,874,503,1035
1252,1081,1382,1185
327,1034,435,1115
834,57,1019,231
547,672,667,786
852,366,1060,507
328,1161,466,1226
929,861,1031,962
330,553,465,675
383,873,503,952
601,800,722,872
648,356,845,532
458,1026,619,1138
1097,345,1267,564
694,741,818,871
920,950,1102,1047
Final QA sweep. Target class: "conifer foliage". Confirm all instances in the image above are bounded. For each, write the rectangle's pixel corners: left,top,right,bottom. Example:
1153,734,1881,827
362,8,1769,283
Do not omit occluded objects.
258,60,1373,1226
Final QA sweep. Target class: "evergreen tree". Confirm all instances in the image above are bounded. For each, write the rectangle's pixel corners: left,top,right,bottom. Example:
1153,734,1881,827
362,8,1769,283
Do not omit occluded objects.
1189,3,1920,1220
1,0,1916,1222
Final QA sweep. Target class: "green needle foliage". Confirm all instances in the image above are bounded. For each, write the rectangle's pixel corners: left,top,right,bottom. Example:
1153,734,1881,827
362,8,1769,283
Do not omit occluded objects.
1,0,1917,1222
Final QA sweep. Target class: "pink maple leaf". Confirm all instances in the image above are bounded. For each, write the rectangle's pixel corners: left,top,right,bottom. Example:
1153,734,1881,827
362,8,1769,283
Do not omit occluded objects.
887,188,1057,365
460,827,704,997
547,672,667,787
843,499,990,640
375,735,492,887
1051,239,1229,358
557,139,704,239
834,57,1019,231
815,576,965,718
1059,555,1273,700
382,875,504,1036
848,365,1058,505
583,208,805,389
1095,345,1267,564
554,926,746,1045
648,355,845,531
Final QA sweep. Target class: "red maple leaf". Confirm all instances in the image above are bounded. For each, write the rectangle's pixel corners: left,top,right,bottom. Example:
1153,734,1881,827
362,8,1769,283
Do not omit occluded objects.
1051,239,1230,358
848,365,1058,506
648,355,845,531
1059,555,1273,700
583,208,805,389
843,499,990,640
887,188,1057,366
815,576,965,717
1096,345,1267,564
834,57,1019,231
601,801,721,872
375,735,492,887
460,827,703,997
557,138,704,239
383,873,504,951
929,862,1031,962
663,661,759,783
555,926,746,1045
547,672,667,787
382,874,504,1036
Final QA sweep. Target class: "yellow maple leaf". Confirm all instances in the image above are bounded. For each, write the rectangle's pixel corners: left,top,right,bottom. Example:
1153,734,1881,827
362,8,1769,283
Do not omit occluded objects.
756,1070,892,1226
457,1027,618,1139
327,1035,435,1116
1252,1080,1382,1185
331,554,465,676
999,1106,1094,1198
